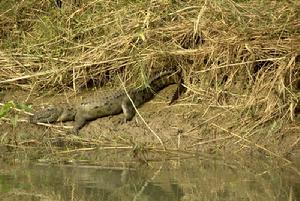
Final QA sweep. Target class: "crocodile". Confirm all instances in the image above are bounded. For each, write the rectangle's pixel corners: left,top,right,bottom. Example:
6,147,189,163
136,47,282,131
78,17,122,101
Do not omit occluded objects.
30,68,184,134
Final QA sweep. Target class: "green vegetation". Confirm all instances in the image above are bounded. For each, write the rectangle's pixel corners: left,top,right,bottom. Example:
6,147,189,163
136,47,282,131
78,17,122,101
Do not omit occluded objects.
0,0,299,160
0,101,31,131
0,101,31,118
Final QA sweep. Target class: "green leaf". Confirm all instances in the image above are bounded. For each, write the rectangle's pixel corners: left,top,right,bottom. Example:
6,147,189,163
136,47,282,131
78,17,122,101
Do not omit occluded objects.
0,101,15,118
16,103,32,112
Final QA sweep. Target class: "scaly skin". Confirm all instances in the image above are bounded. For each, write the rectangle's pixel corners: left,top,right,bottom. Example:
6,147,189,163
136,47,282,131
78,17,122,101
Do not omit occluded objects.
30,68,183,134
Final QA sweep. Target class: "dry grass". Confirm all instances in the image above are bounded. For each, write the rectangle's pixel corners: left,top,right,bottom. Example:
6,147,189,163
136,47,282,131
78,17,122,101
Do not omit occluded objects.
0,0,300,159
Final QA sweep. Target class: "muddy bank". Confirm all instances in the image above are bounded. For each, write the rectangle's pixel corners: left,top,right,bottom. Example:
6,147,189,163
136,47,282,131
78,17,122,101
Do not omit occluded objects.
0,84,299,165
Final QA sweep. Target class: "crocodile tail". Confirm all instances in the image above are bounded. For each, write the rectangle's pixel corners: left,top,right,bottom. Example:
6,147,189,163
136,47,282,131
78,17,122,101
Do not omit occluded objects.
149,67,186,104
147,67,185,101
148,67,178,83
169,69,186,105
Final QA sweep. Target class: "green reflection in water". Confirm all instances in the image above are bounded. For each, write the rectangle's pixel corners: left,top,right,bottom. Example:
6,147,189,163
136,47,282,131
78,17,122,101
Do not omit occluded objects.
0,155,299,201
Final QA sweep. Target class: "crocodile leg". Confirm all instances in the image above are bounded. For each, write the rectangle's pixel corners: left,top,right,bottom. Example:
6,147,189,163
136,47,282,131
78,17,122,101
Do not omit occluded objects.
72,115,87,134
121,98,136,122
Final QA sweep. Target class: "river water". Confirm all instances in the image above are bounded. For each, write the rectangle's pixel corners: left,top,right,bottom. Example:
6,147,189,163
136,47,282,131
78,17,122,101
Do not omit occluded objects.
0,154,299,201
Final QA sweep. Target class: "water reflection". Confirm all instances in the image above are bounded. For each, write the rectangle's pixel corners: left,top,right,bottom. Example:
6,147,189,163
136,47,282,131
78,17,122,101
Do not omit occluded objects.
0,155,299,201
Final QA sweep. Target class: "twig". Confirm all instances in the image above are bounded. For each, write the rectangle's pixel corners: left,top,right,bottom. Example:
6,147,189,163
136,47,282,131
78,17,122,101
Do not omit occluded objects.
190,136,233,147
118,75,166,151
56,146,133,154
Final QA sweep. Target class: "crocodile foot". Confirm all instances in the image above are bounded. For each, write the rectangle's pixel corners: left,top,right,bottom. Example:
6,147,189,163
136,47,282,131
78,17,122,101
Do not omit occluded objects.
112,116,127,126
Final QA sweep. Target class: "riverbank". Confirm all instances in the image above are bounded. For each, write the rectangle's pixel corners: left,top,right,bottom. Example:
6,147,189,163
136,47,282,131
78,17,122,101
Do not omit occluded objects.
0,0,299,163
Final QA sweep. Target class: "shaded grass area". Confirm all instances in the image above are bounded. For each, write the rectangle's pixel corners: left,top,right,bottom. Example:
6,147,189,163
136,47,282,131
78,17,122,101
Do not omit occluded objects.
0,0,300,161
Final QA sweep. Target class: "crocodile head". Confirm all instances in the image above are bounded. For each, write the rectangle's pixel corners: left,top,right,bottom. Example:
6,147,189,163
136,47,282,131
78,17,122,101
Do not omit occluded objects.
29,106,63,123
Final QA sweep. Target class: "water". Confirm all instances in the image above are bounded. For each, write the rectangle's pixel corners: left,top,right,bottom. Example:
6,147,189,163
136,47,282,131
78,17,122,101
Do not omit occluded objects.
0,155,299,201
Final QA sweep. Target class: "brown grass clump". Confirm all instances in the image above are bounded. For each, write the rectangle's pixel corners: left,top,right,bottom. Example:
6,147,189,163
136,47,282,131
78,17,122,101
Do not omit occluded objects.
0,0,300,159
